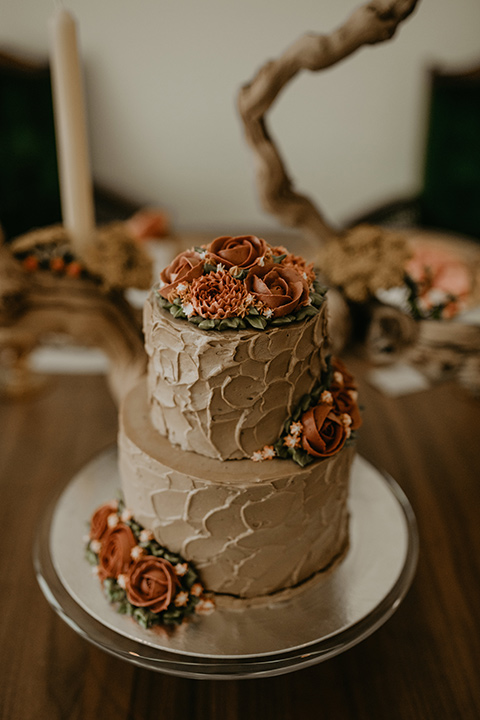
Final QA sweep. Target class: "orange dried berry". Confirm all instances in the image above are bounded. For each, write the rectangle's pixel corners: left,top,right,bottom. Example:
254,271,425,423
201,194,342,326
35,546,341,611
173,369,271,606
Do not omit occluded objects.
50,256,65,272
65,261,82,278
22,255,39,272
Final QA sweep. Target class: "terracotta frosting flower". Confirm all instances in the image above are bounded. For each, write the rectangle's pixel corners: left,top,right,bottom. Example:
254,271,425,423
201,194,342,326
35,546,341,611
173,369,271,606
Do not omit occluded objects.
206,235,268,270
329,358,362,430
272,246,316,284
125,556,180,614
245,264,309,318
159,250,204,300
189,269,250,319
90,502,118,542
97,524,137,582
300,404,348,458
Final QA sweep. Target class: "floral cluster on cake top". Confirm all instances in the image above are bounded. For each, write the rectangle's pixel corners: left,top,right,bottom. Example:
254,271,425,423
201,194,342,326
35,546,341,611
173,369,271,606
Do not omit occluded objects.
157,234,326,330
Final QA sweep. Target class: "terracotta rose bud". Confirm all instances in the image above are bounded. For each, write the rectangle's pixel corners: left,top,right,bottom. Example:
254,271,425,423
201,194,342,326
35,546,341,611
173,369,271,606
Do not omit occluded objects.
245,264,309,318
206,235,267,270
125,556,180,614
159,250,204,299
97,524,137,582
300,404,348,458
90,502,118,542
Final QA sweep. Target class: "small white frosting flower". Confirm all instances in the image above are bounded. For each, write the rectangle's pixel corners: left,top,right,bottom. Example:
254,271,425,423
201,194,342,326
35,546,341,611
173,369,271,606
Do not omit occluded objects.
174,562,189,576
195,598,216,615
176,282,188,293
258,255,266,267
262,445,276,460
216,263,226,273
90,539,101,554
341,413,353,428
182,302,195,317
321,390,334,404
251,450,264,462
139,529,154,543
190,583,204,597
348,389,358,402
289,421,303,436
174,591,189,607
107,513,119,528
117,574,127,589
121,508,133,522
263,307,274,319
284,434,300,449
130,545,145,560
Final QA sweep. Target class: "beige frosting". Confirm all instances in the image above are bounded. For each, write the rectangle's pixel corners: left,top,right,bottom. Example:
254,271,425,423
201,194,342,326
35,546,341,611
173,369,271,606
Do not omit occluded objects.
119,380,354,600
144,291,329,460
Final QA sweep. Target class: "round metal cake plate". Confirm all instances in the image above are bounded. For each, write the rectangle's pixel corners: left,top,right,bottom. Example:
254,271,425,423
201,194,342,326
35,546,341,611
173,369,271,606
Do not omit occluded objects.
34,448,418,679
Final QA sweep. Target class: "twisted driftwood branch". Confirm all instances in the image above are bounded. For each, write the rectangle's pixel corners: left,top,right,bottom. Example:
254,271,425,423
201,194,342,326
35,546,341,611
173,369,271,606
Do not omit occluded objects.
0,227,150,404
238,0,419,245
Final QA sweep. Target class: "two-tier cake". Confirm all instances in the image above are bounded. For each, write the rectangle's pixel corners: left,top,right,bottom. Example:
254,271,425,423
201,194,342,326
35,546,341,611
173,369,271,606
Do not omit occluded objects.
88,235,361,625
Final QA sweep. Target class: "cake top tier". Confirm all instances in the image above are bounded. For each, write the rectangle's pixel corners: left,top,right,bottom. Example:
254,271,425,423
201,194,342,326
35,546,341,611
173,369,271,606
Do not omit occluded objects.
156,235,326,332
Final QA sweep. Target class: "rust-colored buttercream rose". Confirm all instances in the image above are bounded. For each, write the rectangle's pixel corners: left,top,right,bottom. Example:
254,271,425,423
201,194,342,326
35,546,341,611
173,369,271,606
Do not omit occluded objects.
189,269,250,319
159,250,204,299
301,404,348,458
90,502,118,542
97,524,137,582
272,246,316,284
125,556,180,614
206,235,267,270
245,264,309,318
329,358,362,430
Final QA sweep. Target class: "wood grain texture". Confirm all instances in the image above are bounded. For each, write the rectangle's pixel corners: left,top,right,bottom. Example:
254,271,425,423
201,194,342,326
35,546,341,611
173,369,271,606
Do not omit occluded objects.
0,364,479,720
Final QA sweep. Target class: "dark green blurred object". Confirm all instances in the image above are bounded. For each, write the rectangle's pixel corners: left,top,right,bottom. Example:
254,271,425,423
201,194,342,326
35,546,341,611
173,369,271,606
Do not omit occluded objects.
420,65,480,239
0,51,61,241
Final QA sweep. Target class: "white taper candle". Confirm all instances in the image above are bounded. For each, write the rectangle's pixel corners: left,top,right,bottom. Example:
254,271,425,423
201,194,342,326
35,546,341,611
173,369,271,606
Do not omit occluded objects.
49,7,95,255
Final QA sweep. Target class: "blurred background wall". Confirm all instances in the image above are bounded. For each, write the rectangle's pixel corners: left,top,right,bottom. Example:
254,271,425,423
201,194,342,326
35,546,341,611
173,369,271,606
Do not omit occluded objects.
1,0,479,235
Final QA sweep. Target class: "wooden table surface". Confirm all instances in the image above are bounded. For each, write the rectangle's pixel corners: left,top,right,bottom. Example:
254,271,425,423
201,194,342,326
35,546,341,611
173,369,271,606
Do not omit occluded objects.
1,359,479,720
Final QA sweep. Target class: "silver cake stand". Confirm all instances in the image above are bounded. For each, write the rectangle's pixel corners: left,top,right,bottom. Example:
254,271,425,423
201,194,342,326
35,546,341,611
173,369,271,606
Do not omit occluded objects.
34,448,418,679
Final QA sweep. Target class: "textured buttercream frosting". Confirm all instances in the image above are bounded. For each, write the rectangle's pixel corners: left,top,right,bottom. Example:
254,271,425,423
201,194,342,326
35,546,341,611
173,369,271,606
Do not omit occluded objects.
144,290,329,460
119,380,354,600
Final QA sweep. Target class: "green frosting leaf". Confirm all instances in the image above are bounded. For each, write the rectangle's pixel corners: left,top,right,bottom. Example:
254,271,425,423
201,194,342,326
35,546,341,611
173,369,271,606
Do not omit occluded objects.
246,315,268,330
198,319,216,330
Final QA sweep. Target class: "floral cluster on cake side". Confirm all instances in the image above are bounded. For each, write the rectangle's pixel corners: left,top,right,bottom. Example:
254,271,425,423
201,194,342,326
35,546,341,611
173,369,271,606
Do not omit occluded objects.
252,357,362,466
85,496,214,629
157,234,326,330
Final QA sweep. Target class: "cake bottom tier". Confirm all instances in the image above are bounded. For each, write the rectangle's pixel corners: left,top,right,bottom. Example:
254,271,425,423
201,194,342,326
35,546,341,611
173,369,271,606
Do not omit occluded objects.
118,380,355,601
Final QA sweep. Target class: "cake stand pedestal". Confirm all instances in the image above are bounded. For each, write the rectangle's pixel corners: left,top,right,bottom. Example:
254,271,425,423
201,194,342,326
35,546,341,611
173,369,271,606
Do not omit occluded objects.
34,448,418,679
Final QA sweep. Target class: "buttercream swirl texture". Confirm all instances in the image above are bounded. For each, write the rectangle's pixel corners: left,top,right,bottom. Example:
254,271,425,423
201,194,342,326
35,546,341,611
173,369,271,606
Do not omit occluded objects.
144,291,329,460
